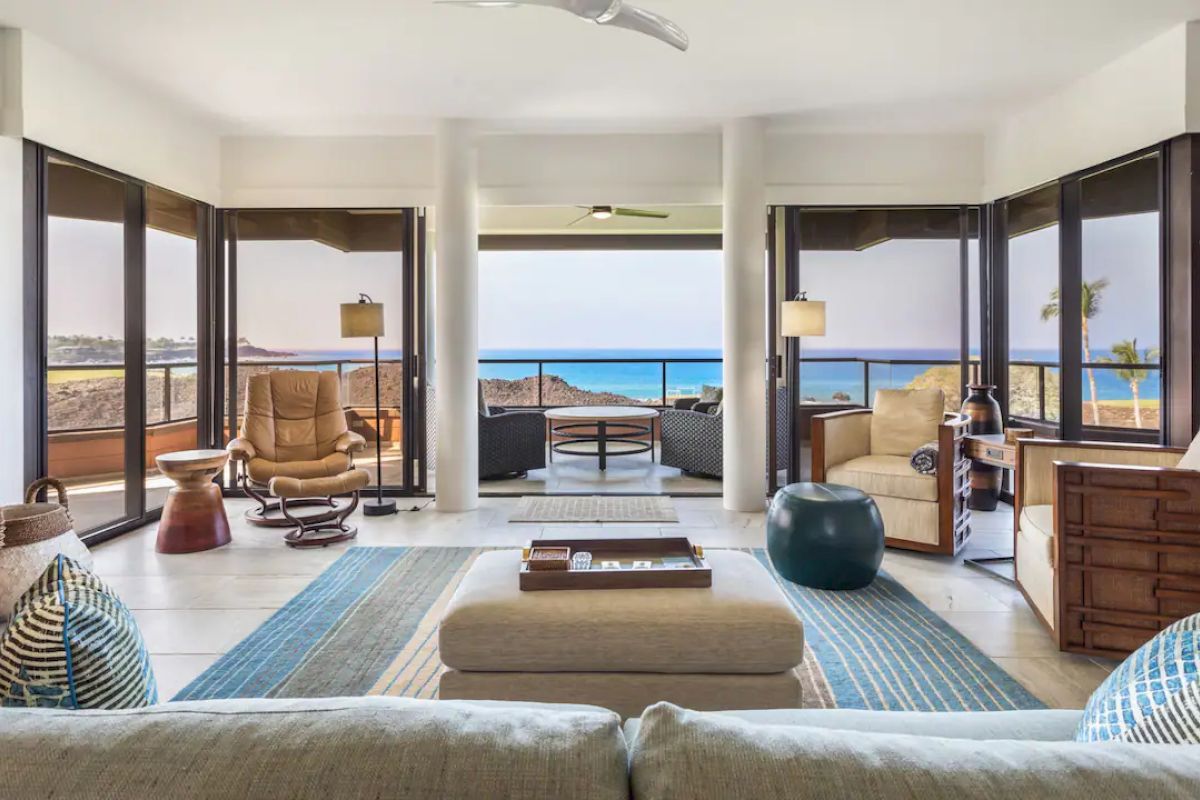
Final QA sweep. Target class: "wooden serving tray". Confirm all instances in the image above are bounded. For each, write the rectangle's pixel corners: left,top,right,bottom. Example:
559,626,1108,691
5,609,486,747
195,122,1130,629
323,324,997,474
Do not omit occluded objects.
519,537,711,592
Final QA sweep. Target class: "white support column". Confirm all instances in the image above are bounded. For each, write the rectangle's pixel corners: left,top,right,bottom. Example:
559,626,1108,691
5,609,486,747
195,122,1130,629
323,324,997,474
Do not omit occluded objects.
434,119,480,512
722,118,768,511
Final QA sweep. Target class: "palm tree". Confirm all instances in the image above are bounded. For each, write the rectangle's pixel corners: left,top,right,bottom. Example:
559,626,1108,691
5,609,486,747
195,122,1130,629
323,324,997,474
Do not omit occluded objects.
1098,339,1159,429
1041,278,1109,426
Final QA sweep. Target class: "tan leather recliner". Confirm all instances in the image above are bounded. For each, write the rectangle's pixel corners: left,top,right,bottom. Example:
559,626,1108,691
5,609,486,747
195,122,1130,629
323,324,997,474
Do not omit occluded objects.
812,389,972,556
228,370,369,547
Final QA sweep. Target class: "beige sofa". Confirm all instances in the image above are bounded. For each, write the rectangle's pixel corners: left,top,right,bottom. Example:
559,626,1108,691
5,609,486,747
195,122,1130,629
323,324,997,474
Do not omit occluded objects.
3,697,1199,799
812,389,972,555
1014,437,1200,656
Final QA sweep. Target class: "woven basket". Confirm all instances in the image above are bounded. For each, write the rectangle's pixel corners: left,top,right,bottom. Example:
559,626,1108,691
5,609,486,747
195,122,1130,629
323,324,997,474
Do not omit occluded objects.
0,478,75,550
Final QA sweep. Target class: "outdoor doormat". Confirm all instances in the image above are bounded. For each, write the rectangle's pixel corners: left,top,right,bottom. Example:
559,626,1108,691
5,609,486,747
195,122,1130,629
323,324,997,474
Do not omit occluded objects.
509,495,678,523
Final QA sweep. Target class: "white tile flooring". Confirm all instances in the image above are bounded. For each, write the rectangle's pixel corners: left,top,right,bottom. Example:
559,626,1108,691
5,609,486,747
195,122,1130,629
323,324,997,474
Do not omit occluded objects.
92,497,1118,707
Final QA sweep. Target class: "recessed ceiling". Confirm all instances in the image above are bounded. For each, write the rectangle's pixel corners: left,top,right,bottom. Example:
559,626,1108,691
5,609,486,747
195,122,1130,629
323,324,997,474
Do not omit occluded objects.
3,0,1200,136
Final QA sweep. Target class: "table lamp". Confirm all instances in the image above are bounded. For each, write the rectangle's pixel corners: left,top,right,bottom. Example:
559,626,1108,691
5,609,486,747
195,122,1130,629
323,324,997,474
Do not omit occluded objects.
341,294,397,516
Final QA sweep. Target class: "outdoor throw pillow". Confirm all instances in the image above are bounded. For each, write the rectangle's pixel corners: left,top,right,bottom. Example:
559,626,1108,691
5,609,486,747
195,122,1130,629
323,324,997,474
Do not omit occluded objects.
0,555,157,709
700,385,723,404
909,442,939,475
1076,612,1200,743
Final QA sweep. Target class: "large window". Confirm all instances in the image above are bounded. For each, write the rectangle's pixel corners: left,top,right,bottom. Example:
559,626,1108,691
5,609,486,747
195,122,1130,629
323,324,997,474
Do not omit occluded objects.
795,207,973,411
1079,154,1162,433
229,210,410,490
35,149,209,538
45,158,130,533
1000,151,1164,440
145,186,201,510
1005,184,1061,426
477,246,723,408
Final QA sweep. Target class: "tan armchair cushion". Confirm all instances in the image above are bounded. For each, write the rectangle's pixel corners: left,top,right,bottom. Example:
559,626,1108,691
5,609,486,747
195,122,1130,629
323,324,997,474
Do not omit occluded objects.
826,455,937,502
816,411,872,474
869,389,944,458
240,371,350,464
1018,505,1054,565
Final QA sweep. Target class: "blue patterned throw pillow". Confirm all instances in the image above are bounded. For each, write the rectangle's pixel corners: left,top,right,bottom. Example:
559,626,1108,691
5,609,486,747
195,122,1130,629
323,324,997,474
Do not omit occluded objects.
1076,612,1200,743
0,555,157,709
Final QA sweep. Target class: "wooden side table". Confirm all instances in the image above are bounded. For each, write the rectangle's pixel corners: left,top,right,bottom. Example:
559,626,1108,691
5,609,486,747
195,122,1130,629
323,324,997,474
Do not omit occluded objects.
155,450,232,554
963,433,1020,582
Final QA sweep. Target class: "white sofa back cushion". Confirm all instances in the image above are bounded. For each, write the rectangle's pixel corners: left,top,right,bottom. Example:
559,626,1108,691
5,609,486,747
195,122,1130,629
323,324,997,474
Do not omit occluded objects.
0,697,630,800
870,389,944,458
1179,430,1200,471
630,702,1200,800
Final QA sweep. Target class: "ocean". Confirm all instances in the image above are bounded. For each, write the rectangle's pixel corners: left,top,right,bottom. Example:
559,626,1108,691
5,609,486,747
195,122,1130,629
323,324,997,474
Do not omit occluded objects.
268,347,1162,406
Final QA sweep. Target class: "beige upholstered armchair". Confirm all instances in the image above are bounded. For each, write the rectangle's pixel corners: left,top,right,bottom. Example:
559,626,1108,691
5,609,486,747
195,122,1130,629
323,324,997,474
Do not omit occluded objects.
227,371,370,547
1014,436,1200,657
812,389,972,555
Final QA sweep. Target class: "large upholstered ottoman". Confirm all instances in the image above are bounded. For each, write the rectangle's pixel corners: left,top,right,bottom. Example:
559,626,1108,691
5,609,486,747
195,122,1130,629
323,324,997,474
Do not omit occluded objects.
438,549,805,718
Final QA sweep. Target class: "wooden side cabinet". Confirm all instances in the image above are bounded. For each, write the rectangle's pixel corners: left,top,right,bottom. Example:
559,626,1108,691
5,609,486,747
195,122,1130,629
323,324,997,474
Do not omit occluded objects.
1055,461,1200,659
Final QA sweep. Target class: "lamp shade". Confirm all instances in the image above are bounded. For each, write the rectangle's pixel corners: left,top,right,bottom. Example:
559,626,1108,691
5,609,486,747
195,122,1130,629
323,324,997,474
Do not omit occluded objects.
781,298,826,337
341,301,385,338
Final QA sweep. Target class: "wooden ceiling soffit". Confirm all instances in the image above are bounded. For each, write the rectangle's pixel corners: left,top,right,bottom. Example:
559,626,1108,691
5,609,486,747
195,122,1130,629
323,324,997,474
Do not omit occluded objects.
235,210,404,252
798,208,966,251
47,161,198,238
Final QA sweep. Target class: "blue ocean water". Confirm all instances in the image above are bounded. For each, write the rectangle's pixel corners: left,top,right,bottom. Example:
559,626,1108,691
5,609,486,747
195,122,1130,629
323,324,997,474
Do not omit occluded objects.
272,347,1161,406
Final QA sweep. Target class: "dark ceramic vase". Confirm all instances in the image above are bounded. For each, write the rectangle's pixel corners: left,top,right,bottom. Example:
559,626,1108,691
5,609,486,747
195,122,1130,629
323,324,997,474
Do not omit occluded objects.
961,384,1003,511
767,483,884,591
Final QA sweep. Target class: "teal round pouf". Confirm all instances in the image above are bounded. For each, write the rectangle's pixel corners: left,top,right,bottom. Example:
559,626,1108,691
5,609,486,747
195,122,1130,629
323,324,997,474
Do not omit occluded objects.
767,482,884,590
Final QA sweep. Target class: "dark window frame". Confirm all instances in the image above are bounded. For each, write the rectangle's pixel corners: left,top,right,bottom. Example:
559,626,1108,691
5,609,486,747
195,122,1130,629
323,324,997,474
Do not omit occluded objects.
23,142,215,546
994,143,1168,444
780,204,986,486
219,207,425,497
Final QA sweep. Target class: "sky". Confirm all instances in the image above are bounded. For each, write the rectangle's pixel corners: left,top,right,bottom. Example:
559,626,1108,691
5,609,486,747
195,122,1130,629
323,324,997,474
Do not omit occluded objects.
46,211,1163,358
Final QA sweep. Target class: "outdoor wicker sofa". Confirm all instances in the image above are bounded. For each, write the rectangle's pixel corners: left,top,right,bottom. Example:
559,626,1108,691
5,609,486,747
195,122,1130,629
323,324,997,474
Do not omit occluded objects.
660,388,788,478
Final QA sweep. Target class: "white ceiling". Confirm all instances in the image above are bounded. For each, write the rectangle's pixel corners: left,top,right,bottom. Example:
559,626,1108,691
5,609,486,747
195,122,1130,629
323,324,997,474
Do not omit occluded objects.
3,0,1200,136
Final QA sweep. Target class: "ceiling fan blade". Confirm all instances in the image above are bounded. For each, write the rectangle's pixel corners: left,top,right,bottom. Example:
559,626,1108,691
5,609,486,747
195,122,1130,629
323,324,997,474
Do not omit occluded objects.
565,211,595,227
601,4,689,51
613,207,670,219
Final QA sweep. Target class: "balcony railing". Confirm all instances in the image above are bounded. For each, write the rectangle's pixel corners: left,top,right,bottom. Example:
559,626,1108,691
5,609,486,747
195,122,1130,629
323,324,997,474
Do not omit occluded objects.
47,355,1162,434
1008,358,1162,431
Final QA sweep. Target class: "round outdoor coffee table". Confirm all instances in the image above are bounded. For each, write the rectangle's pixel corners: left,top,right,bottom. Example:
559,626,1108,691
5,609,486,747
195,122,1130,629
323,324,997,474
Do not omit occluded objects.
155,449,232,554
544,406,659,471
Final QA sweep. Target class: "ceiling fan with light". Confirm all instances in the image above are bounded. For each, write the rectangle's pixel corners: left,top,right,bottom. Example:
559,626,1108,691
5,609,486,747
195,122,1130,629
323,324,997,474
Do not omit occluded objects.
567,205,670,226
433,0,689,52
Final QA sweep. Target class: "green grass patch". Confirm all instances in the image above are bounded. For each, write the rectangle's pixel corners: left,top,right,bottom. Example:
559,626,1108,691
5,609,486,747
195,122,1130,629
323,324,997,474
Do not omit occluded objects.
47,369,124,385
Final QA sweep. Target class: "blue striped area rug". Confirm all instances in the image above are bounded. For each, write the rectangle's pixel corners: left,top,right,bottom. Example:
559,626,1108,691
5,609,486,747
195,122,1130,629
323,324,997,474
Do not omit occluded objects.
174,547,1044,711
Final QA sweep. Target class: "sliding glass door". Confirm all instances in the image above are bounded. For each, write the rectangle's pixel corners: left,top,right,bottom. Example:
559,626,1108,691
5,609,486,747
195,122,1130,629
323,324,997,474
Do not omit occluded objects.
44,157,131,533
145,186,202,511
31,146,211,540
223,209,423,494
776,206,982,485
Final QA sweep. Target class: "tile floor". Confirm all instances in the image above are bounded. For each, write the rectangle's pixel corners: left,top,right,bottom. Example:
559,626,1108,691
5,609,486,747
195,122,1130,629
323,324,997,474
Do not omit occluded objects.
92,497,1119,707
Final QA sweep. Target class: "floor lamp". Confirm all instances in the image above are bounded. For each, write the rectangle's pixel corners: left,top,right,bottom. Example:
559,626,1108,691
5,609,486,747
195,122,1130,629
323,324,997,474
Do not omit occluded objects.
781,292,826,480
341,294,398,517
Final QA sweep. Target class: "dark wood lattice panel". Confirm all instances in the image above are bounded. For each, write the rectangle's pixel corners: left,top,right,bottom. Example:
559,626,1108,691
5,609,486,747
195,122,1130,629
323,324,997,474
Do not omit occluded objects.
1056,464,1200,658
